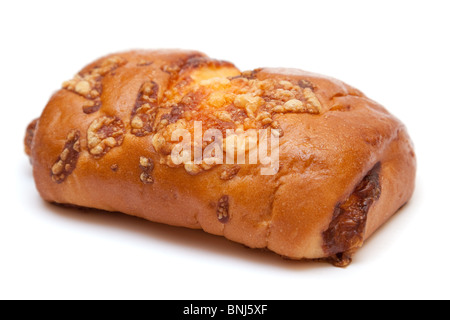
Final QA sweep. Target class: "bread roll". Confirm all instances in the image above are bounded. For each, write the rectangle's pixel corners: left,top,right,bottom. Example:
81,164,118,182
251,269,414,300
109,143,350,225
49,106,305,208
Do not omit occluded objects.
24,50,416,266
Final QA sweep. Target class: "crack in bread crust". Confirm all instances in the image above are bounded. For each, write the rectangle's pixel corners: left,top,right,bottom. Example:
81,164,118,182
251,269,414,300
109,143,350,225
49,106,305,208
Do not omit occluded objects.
322,162,382,267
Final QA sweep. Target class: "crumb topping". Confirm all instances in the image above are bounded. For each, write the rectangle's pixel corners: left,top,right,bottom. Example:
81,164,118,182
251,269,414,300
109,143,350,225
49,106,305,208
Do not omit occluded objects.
139,156,154,184
87,116,124,157
56,54,325,179
62,56,127,114
51,130,81,183
217,195,230,223
151,65,322,175
130,81,159,137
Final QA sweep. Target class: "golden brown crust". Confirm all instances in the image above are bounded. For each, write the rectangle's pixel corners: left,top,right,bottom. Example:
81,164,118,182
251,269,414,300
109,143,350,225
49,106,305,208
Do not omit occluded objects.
25,50,416,266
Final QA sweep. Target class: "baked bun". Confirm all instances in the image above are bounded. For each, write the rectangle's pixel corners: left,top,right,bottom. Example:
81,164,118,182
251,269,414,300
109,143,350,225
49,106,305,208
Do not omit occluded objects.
24,49,416,266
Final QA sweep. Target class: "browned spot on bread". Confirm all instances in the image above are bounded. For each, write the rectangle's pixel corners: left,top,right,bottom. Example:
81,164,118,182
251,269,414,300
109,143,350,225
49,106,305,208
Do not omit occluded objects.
238,68,262,80
297,79,316,90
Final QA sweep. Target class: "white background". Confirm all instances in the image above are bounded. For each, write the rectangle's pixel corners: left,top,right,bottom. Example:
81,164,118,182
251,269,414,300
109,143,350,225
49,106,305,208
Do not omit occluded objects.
1,0,449,300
